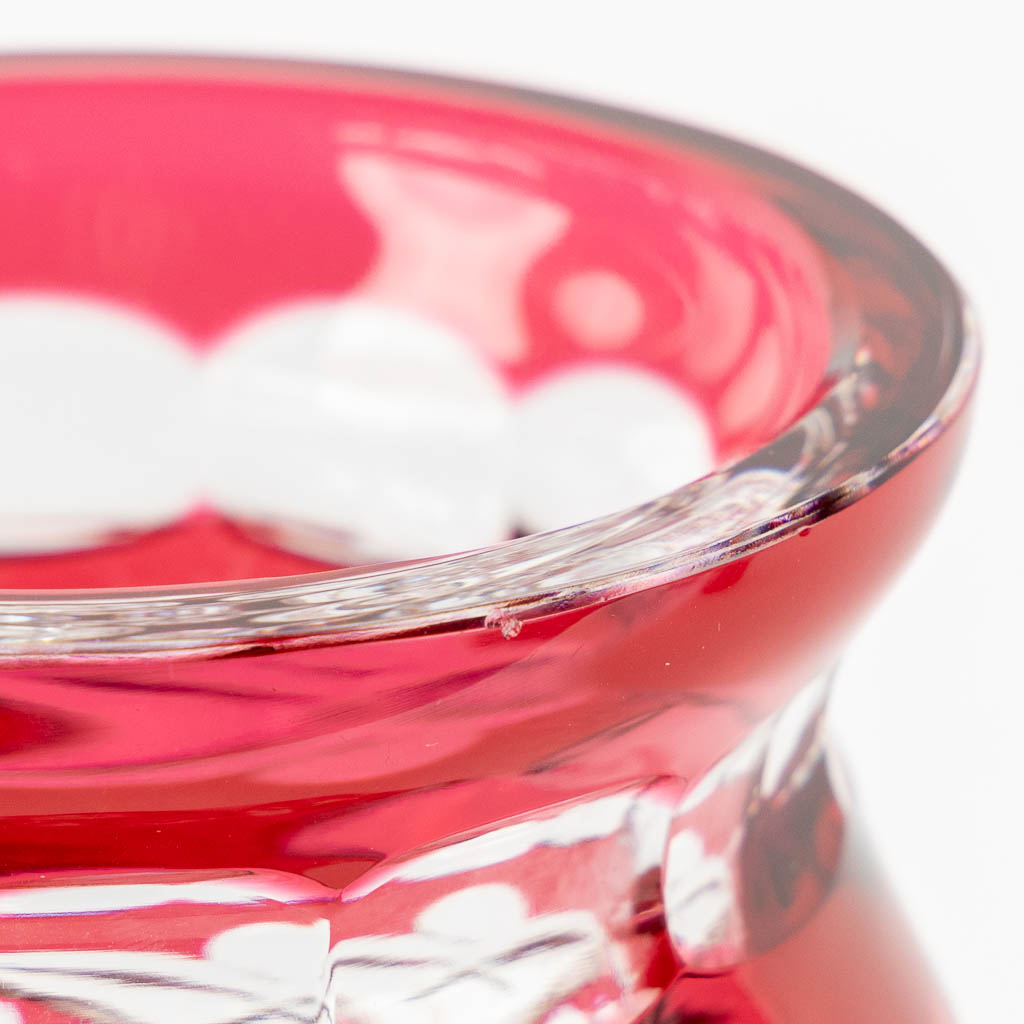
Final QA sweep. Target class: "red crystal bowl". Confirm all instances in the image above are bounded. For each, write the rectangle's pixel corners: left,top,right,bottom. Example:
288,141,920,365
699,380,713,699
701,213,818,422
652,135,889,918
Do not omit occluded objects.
0,55,976,1024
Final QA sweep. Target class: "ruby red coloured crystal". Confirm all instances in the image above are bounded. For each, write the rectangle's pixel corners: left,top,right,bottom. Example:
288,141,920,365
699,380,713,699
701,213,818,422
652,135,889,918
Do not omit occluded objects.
0,57,976,1023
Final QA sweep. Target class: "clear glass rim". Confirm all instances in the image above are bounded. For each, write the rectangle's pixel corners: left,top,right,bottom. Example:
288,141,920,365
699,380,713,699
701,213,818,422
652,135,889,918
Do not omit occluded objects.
0,53,980,658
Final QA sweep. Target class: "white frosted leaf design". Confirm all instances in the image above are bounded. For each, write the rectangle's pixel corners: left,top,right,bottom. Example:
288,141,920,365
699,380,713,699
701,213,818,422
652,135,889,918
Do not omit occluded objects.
512,365,713,533
0,294,197,552
200,298,513,561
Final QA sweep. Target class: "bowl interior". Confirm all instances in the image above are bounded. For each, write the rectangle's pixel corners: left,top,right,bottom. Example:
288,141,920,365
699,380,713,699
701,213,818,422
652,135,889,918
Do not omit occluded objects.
0,66,831,589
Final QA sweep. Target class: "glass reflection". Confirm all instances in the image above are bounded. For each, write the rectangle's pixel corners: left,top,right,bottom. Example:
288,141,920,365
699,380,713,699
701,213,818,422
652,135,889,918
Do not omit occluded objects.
339,151,569,364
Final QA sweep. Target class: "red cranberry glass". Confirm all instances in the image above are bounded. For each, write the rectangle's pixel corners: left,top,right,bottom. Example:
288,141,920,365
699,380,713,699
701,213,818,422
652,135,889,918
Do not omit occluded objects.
0,56,977,1023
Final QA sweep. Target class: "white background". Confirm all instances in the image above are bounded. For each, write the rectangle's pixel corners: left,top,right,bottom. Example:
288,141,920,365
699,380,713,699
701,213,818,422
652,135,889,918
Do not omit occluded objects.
4,3,1022,1020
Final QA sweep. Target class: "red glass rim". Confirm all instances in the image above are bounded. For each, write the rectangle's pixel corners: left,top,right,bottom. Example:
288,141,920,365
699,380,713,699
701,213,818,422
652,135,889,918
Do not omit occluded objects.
0,53,979,657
